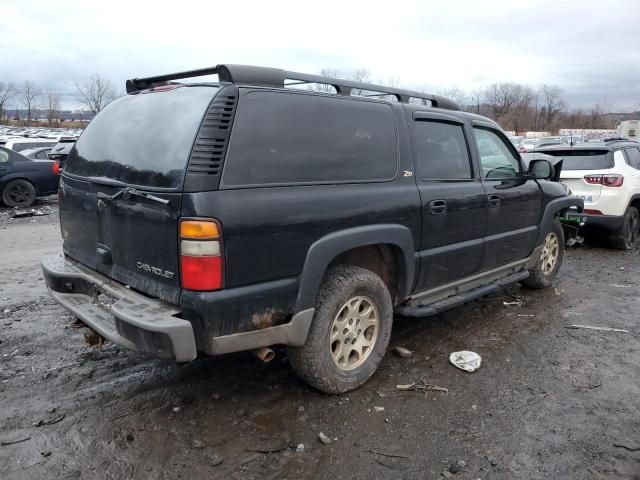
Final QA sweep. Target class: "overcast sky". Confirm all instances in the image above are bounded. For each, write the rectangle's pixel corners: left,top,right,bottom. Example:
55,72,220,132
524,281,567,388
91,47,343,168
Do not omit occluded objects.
2,0,639,111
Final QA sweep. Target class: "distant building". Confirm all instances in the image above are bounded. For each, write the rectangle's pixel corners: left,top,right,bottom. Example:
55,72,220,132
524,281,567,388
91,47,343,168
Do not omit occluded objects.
617,120,639,140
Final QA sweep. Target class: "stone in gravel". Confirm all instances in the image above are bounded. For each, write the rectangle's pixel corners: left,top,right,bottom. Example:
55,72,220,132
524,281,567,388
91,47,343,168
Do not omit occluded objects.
442,471,453,478
456,460,466,468
211,393,221,400
295,443,305,453
208,454,224,466
318,432,332,445
192,439,205,449
449,463,461,473
392,346,413,358
486,455,498,466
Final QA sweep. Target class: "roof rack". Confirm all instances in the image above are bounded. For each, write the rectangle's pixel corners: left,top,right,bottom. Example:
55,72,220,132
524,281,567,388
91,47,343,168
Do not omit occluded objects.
125,64,460,111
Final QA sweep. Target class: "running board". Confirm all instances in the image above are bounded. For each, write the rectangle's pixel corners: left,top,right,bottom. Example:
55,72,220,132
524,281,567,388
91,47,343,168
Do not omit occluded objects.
395,270,529,318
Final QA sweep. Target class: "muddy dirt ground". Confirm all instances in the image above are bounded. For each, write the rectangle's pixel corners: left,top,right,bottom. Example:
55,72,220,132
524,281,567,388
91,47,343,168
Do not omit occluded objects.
1,198,639,480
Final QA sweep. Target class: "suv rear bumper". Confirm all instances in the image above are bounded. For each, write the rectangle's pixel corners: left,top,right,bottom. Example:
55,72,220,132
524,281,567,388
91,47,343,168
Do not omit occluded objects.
561,208,624,230
41,255,197,362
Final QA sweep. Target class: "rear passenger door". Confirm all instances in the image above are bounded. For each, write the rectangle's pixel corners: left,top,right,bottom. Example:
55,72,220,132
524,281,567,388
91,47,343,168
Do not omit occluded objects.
471,124,542,268
411,112,487,291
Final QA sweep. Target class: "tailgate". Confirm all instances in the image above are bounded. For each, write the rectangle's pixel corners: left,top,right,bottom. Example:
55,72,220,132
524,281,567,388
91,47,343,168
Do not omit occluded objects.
560,169,607,205
60,85,219,304
59,176,183,303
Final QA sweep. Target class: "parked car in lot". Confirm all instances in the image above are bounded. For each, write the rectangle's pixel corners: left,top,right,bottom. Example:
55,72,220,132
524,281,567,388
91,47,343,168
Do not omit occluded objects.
20,146,53,160
519,138,539,152
3,138,57,153
47,137,76,169
537,139,640,249
41,64,582,393
0,146,60,207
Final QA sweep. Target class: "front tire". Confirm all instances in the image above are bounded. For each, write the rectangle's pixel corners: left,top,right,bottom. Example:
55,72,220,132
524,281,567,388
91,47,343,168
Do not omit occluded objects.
2,179,37,208
523,218,565,289
609,206,638,250
288,265,393,394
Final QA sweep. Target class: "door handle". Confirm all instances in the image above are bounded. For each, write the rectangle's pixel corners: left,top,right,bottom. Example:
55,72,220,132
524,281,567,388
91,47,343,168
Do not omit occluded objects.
429,199,447,215
487,194,501,208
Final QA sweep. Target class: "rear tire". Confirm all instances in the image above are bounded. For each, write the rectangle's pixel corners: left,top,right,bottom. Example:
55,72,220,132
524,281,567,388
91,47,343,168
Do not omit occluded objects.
287,265,393,394
523,218,565,289
609,206,638,250
2,179,37,208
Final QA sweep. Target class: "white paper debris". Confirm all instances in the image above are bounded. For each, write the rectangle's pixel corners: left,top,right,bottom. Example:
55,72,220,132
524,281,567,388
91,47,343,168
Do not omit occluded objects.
449,351,482,372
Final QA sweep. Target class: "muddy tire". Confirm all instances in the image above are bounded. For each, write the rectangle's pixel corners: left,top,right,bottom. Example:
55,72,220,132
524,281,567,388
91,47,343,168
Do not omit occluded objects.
288,265,393,394
2,179,37,208
523,218,565,289
609,206,638,250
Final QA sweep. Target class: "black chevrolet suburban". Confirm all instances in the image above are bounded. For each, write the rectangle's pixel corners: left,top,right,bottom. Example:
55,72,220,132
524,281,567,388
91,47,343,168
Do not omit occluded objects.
42,65,582,393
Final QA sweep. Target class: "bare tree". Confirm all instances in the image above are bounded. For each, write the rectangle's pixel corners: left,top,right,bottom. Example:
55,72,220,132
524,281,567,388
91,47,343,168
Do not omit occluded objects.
0,82,15,120
75,74,117,115
470,87,483,114
21,81,40,122
351,68,371,95
438,86,467,107
539,84,565,130
484,82,533,131
45,89,61,126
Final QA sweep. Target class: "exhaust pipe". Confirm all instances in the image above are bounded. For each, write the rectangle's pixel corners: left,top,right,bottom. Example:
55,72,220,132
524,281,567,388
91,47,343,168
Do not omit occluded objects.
253,347,275,363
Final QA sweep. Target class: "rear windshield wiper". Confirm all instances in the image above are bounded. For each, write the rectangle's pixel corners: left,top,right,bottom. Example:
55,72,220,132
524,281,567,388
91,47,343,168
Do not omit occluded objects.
97,186,169,205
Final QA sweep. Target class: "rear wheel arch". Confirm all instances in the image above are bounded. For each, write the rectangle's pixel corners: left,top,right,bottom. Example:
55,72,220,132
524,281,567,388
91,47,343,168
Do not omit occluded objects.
295,225,415,312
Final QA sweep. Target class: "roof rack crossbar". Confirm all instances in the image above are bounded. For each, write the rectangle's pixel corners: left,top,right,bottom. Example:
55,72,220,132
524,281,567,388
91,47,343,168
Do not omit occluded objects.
125,64,461,111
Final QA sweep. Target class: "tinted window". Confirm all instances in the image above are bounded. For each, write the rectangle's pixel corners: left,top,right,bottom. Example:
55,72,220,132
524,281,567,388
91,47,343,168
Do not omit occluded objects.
625,147,640,169
36,149,51,159
542,150,613,170
473,128,521,179
223,92,396,186
65,86,218,188
414,121,472,179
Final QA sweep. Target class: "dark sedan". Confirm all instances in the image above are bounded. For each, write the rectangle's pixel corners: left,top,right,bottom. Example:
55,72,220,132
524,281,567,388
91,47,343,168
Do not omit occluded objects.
0,146,59,207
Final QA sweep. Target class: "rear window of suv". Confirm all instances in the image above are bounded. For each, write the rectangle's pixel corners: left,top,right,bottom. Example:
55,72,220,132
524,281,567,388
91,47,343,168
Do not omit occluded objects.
65,86,218,189
541,149,613,170
222,91,397,186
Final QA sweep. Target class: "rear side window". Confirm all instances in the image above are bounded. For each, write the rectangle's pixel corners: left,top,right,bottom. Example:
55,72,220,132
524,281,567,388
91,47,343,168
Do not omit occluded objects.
625,147,640,169
414,121,472,179
542,150,613,170
222,91,397,186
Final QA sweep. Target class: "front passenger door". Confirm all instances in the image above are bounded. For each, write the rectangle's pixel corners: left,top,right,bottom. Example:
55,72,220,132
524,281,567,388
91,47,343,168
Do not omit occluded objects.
472,126,542,269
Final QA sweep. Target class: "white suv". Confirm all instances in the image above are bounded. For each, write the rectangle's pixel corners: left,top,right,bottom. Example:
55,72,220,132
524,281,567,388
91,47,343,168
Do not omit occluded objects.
538,140,640,249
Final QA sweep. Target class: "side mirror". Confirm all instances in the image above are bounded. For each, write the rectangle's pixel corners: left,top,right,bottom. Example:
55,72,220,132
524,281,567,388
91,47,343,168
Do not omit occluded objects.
528,159,553,180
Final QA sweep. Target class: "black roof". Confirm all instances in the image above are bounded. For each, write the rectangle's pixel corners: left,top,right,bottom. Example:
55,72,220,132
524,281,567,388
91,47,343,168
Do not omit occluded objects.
125,64,461,111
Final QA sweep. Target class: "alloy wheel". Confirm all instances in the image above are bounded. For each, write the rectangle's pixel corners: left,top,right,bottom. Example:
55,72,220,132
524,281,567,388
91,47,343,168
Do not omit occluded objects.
541,232,560,275
330,296,379,370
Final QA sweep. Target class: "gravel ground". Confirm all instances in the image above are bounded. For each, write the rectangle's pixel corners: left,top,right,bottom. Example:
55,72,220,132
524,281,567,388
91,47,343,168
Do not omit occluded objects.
1,201,639,479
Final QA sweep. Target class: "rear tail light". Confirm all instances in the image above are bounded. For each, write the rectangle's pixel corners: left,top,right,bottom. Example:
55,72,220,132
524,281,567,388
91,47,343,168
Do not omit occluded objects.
584,174,624,187
584,209,603,215
602,174,624,187
52,161,60,175
179,219,223,291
